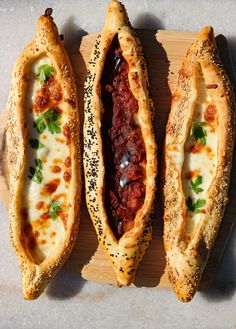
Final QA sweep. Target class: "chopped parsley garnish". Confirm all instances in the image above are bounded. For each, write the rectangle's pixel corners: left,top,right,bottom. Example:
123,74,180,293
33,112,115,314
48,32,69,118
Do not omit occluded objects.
36,64,55,85
34,116,46,134
47,120,61,134
35,158,42,170
190,122,207,145
28,159,43,184
33,108,61,134
186,197,206,214
49,200,61,221
29,138,44,149
190,176,204,194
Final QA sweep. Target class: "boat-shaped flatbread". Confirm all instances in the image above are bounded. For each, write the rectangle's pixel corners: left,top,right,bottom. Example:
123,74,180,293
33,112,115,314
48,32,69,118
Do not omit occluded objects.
164,26,235,302
84,0,157,286
6,9,81,299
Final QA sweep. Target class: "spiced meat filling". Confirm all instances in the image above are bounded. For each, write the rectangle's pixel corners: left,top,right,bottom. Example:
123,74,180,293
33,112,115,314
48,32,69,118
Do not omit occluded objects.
101,35,146,239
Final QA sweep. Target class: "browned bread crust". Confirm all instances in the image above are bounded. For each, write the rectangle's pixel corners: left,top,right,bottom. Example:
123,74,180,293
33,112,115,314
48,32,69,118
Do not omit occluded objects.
83,0,157,286
6,10,81,299
164,26,235,302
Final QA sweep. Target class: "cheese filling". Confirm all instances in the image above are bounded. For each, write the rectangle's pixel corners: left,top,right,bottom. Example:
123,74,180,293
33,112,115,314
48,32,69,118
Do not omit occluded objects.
182,66,218,242
21,56,71,263
167,65,218,245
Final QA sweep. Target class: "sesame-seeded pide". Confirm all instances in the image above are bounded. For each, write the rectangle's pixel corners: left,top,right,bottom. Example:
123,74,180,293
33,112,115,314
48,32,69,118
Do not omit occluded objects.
4,0,235,301
6,9,81,299
163,26,235,302
83,0,157,286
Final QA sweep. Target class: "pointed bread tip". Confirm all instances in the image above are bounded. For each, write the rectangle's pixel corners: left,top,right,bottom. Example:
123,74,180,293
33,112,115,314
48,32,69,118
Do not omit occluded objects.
36,10,59,46
199,26,214,42
105,0,129,31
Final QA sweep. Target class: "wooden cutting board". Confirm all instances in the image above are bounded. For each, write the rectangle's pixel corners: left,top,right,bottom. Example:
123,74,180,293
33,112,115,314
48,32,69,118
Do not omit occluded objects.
0,30,235,289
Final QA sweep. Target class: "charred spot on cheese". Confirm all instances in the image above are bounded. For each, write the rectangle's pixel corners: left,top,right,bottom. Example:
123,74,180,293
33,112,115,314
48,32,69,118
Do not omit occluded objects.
40,212,51,220
36,201,45,210
34,72,62,113
204,105,217,123
64,156,71,167
62,124,71,145
185,169,200,180
41,178,60,196
50,231,56,238
100,35,146,239
63,170,71,183
35,88,50,110
51,165,62,173
190,142,204,153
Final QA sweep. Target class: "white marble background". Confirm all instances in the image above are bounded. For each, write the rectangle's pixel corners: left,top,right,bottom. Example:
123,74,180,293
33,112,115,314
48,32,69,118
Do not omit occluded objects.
0,1,235,329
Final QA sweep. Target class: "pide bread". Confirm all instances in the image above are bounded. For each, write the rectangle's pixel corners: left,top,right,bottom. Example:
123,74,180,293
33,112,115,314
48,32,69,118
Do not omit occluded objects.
6,9,81,299
83,0,157,286
163,26,235,302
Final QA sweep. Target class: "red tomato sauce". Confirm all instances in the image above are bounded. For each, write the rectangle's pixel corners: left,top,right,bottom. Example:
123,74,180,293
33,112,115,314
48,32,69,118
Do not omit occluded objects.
101,35,146,239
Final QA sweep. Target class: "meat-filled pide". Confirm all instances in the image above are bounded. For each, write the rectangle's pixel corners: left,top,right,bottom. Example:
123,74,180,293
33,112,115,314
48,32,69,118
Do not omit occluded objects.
163,27,235,302
84,0,157,286
7,9,81,299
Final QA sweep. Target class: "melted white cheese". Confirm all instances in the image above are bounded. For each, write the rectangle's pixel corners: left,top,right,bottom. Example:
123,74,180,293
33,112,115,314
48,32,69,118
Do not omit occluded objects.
182,68,218,238
22,56,70,263
166,66,218,243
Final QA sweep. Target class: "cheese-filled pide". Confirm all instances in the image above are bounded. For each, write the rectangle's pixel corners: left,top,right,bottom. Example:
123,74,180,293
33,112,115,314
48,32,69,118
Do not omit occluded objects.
164,26,235,302
7,9,81,299
84,0,157,286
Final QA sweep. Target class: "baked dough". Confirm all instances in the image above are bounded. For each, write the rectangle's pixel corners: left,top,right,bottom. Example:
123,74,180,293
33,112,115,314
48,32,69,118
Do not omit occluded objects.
164,26,235,302
6,9,81,299
84,0,157,286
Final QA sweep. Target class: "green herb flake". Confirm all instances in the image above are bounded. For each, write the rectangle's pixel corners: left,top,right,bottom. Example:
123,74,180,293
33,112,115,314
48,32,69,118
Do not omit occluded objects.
31,170,43,184
49,200,61,221
29,138,44,149
28,158,43,184
190,122,207,145
190,176,204,194
35,158,42,170
33,108,61,135
33,116,47,134
186,196,206,214
36,64,55,85
47,121,61,134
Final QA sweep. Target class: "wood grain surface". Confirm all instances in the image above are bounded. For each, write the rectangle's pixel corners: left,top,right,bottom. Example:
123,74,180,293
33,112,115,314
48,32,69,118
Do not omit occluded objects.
0,29,235,289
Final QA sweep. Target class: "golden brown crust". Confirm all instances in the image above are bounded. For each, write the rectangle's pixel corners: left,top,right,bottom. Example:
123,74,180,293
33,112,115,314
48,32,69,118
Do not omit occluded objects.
6,11,81,299
83,0,157,286
164,26,235,302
